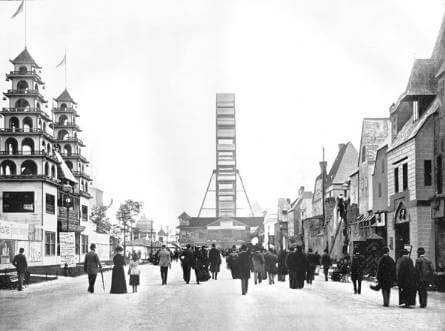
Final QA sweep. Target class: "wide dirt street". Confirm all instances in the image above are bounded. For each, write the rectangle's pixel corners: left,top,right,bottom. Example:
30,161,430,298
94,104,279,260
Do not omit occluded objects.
1,261,444,331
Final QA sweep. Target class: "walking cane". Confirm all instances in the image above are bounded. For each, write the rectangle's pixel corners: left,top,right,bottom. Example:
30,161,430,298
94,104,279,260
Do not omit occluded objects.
100,268,105,292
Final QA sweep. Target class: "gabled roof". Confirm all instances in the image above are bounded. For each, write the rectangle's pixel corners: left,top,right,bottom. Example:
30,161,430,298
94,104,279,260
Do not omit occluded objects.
329,142,358,184
10,48,41,68
179,216,264,228
432,10,445,60
388,100,439,152
404,59,438,97
55,89,77,104
358,119,390,164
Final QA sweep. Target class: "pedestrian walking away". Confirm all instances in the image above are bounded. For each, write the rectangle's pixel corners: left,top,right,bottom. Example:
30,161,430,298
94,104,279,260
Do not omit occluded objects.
306,249,317,285
209,243,222,280
110,246,127,294
277,249,288,282
350,250,365,294
128,253,141,293
159,245,172,285
285,247,297,289
321,249,331,281
12,247,27,291
238,244,251,295
251,248,265,285
264,249,278,285
293,245,307,289
180,244,193,284
84,243,102,293
227,246,240,280
396,248,417,308
372,246,396,307
415,247,435,308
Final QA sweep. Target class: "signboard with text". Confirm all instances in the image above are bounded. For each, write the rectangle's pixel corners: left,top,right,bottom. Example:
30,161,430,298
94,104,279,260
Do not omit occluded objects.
60,232,76,267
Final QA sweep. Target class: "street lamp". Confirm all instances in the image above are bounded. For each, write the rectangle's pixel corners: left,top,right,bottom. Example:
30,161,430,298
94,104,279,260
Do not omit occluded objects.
62,184,73,232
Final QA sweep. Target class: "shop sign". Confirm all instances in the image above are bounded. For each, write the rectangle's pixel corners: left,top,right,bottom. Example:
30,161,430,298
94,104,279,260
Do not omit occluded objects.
60,232,76,267
0,239,15,264
0,221,29,240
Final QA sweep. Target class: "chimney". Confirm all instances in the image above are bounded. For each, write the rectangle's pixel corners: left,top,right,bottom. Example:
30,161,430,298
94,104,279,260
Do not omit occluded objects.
413,101,419,121
298,186,305,197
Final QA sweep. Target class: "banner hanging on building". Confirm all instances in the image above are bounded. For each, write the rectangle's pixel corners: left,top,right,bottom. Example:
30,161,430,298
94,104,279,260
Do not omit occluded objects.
60,232,76,267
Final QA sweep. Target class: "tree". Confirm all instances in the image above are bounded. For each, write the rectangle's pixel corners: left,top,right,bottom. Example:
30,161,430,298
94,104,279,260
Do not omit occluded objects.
90,205,111,234
115,200,143,254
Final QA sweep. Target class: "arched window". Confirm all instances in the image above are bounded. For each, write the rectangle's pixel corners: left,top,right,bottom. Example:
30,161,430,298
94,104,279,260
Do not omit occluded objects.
58,130,69,140
5,138,18,154
35,83,39,91
9,117,19,129
15,99,29,110
0,160,17,175
18,66,27,74
22,137,35,155
54,143,61,152
60,103,67,111
36,103,41,110
85,182,88,192
17,80,29,91
59,115,68,125
44,162,49,176
47,143,51,154
51,165,56,178
23,117,33,132
66,160,73,170
64,144,72,156
43,122,47,132
21,160,37,175
361,146,366,163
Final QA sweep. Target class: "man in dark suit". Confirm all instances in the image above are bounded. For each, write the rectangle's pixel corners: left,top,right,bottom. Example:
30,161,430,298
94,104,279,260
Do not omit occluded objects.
84,243,102,293
375,247,396,307
180,244,193,284
12,248,28,291
415,247,435,308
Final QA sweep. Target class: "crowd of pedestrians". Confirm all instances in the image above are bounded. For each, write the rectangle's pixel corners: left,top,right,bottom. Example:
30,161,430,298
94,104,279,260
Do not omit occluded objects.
9,241,438,311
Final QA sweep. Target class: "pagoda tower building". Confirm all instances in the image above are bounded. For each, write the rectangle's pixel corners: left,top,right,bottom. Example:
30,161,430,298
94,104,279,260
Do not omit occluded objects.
52,89,92,225
0,48,60,266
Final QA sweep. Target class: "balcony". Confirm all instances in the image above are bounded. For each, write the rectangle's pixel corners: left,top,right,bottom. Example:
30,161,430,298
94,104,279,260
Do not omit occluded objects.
1,107,51,119
4,89,46,101
53,122,81,131
6,70,43,83
60,152,89,163
52,107,79,117
0,151,58,162
72,171,91,181
0,128,54,140
0,174,59,184
56,136,85,146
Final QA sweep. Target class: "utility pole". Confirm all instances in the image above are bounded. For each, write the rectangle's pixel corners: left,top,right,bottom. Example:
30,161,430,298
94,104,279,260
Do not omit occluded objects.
319,147,328,252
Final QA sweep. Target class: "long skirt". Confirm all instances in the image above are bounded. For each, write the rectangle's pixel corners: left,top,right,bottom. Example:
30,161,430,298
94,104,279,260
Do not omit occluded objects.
399,286,416,306
110,266,127,293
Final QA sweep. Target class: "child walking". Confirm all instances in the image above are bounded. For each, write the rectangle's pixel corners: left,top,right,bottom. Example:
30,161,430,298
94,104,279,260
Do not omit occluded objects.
128,253,141,293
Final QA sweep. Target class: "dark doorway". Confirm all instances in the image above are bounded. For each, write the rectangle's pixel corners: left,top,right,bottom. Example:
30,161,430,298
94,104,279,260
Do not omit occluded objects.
395,222,410,259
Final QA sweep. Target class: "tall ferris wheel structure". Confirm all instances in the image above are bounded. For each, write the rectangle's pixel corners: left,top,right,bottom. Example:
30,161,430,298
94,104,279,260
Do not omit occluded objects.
198,93,254,218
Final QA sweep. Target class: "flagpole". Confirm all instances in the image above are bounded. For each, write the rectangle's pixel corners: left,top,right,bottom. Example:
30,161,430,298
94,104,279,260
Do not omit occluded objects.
65,49,67,88
24,0,27,47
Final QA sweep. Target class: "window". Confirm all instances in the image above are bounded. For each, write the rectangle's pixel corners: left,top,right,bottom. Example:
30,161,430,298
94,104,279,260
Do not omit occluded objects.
81,235,88,254
394,168,399,193
75,233,80,255
46,194,55,214
28,224,43,241
361,146,366,162
402,163,408,191
378,183,382,198
45,231,56,256
424,160,432,186
3,192,34,212
381,158,385,174
82,205,88,222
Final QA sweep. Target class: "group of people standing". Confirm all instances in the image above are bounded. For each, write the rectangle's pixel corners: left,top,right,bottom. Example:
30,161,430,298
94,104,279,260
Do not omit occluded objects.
179,243,221,285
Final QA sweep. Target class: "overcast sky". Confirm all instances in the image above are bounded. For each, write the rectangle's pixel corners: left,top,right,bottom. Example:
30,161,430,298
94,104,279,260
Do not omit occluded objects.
0,0,443,229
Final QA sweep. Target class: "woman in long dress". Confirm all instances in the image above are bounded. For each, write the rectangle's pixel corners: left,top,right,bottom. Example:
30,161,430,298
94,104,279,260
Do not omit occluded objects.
110,246,127,294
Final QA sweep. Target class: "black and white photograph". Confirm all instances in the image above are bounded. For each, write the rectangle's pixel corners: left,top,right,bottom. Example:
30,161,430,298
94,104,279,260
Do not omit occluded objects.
0,0,444,330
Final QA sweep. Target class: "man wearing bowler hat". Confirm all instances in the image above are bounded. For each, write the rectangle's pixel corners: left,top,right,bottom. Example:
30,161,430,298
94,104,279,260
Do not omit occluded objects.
396,248,417,308
84,243,102,293
415,247,434,308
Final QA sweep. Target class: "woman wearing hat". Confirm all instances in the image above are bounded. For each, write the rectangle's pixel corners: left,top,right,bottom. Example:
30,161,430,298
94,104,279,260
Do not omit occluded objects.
110,246,127,294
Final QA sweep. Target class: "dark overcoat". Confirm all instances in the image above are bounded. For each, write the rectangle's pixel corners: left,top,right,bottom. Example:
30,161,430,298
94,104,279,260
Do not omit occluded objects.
238,251,251,279
377,255,396,290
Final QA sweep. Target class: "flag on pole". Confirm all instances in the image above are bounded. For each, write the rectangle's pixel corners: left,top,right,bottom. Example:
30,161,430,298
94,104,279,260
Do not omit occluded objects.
11,0,25,19
56,54,66,68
